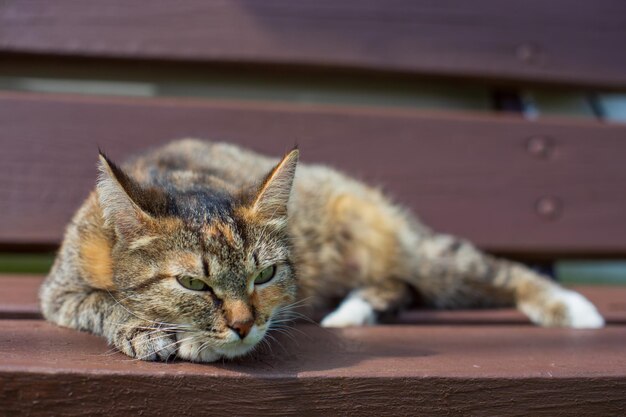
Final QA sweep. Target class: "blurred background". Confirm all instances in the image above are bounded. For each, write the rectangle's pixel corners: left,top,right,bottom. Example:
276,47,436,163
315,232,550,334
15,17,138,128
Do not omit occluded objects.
1,0,625,285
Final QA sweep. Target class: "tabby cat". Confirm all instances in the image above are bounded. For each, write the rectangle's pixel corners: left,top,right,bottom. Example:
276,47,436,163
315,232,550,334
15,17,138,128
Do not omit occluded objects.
40,139,604,362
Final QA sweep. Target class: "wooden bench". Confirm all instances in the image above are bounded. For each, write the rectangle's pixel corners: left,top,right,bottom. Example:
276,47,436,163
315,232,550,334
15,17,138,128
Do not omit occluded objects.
1,2,626,415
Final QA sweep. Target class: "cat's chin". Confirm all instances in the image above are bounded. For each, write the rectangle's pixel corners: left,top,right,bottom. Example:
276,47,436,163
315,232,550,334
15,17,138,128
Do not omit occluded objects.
175,326,266,363
213,343,257,359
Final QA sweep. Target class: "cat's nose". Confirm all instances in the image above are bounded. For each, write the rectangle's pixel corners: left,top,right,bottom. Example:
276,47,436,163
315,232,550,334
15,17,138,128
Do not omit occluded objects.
229,319,253,340
224,299,254,339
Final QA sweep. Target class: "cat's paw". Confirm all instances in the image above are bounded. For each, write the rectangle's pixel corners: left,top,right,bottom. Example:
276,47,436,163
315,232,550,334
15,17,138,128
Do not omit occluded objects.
321,295,376,328
554,289,605,328
520,289,605,329
113,325,179,361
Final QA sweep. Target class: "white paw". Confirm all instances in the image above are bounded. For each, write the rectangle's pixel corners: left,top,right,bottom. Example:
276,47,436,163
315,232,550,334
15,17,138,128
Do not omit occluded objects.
556,289,605,329
520,289,605,329
321,295,376,328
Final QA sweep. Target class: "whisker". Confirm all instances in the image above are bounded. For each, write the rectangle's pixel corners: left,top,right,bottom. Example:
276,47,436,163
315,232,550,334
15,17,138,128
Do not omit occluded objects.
259,338,273,355
105,289,191,329
130,332,177,352
99,346,122,357
277,296,314,310
197,336,217,354
129,335,195,362
270,321,311,342
97,326,188,358
268,326,301,343
263,333,288,354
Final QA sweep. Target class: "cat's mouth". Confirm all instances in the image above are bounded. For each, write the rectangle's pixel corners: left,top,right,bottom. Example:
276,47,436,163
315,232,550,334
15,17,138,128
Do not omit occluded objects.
215,324,267,357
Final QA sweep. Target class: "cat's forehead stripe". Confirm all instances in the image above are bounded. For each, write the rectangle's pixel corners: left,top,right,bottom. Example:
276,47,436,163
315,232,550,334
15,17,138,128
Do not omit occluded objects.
201,221,243,249
170,190,234,222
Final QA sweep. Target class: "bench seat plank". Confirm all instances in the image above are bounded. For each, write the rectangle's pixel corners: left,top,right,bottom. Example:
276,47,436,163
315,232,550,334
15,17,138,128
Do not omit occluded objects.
2,92,626,256
0,320,624,416
1,1,625,88
2,274,625,324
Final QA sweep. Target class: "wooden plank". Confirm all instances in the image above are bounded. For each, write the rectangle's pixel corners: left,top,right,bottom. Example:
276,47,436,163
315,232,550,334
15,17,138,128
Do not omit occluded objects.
0,275,42,319
2,274,625,324
1,1,625,88
1,320,625,416
2,92,626,256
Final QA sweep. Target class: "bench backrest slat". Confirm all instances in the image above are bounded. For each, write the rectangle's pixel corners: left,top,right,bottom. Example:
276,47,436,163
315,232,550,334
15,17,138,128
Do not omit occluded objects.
1,0,625,88
2,92,626,258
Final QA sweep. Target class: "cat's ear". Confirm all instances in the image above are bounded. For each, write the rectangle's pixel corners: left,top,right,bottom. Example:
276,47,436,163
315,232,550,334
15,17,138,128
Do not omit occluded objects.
250,149,299,219
96,152,154,239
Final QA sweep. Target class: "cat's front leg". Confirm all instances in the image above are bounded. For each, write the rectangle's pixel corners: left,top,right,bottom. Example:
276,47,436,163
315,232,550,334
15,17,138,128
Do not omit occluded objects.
321,280,411,327
41,280,180,361
321,292,377,327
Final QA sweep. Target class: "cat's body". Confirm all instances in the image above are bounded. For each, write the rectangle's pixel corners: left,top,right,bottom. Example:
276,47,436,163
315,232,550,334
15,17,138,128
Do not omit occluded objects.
41,139,604,362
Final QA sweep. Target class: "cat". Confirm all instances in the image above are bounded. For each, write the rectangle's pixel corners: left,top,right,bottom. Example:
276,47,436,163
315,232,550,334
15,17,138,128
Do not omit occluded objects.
40,139,605,363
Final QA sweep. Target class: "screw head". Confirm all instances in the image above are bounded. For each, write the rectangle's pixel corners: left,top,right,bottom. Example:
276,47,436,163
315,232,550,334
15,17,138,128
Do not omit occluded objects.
526,136,554,159
536,196,562,220
516,42,543,64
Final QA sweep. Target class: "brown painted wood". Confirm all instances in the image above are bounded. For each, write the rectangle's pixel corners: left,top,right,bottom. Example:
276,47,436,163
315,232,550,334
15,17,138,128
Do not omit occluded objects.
1,1,625,88
2,274,625,324
2,92,626,257
0,320,625,416
0,275,42,319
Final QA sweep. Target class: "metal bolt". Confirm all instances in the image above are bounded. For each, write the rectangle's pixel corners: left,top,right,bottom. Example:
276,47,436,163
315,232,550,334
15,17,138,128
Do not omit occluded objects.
516,43,543,64
526,136,553,159
536,196,562,220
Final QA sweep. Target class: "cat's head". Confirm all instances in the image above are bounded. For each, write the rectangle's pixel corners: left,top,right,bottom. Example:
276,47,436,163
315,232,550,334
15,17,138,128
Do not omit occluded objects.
93,148,299,362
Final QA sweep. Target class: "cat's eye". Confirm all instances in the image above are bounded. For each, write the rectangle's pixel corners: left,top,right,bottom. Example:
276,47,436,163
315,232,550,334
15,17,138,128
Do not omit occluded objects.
254,265,276,285
177,276,209,291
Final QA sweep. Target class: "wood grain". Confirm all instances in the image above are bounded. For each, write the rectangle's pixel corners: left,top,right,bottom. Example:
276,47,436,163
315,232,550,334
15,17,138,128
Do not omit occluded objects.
2,92,626,257
2,274,625,323
1,320,625,416
1,1,625,88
